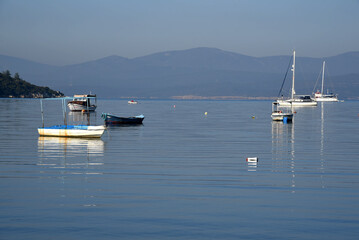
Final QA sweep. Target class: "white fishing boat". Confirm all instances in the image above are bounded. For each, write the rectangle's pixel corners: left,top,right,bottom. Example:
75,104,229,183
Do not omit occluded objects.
313,61,339,102
271,102,293,122
277,51,317,107
38,97,105,138
67,94,97,111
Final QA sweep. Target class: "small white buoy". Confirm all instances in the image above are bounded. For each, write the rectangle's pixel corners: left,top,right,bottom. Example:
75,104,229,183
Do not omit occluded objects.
246,157,258,163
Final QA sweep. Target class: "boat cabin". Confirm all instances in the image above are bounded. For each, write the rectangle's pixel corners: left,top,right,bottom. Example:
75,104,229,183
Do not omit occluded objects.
68,94,97,111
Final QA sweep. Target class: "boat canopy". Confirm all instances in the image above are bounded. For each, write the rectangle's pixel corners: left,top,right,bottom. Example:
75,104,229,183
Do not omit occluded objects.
40,96,97,127
41,96,97,101
74,94,96,98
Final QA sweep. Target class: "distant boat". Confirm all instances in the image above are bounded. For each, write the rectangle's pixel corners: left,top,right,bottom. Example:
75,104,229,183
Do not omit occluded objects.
271,102,293,122
101,113,144,125
38,97,105,138
277,51,317,107
68,94,97,111
128,100,138,104
313,61,339,102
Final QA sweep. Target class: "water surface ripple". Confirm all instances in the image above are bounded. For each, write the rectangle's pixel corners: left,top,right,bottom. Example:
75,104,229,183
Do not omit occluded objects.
0,99,359,239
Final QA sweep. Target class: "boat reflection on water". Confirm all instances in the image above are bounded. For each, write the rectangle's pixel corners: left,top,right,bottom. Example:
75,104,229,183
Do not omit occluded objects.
320,102,325,159
247,162,257,172
319,102,326,188
37,136,105,172
271,121,295,157
68,111,98,126
271,120,296,192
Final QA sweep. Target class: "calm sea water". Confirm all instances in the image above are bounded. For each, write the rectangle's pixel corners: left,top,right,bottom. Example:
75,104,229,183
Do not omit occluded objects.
0,98,359,239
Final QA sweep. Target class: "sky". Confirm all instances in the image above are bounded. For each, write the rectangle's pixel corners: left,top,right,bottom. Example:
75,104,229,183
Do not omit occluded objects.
0,0,358,66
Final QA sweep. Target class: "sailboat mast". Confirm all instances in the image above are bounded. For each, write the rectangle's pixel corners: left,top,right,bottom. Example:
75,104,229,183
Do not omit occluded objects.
321,61,325,94
291,50,296,99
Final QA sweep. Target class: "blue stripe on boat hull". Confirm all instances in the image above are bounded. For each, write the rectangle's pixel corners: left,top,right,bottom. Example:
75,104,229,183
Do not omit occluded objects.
42,125,89,130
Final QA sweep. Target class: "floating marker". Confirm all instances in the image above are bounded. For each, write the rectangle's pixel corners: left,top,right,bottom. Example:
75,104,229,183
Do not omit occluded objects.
246,157,258,163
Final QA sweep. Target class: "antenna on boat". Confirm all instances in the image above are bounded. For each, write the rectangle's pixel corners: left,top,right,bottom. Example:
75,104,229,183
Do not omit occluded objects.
291,50,296,99
40,99,44,128
321,61,325,95
62,98,67,126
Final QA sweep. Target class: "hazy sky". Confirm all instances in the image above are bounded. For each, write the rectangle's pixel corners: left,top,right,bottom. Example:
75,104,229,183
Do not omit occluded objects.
0,0,358,65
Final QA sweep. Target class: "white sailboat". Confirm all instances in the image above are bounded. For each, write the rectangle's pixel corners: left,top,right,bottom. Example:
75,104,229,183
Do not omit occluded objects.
314,61,339,102
277,51,317,107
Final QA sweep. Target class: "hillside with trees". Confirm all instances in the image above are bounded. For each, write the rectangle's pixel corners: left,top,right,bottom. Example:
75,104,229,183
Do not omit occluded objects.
0,70,63,98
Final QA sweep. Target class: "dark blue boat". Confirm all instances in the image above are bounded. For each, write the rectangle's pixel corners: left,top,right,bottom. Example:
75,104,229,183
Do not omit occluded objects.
101,113,144,125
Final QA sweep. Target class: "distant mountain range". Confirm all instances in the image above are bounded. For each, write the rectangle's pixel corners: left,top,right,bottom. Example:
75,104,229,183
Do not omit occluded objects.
1,47,358,99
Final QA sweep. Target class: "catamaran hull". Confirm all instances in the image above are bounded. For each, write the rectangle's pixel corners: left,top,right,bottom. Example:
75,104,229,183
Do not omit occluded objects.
315,97,339,102
38,126,106,138
277,100,317,107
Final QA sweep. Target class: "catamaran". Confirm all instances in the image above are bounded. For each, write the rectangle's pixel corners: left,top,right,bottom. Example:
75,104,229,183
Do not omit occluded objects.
38,97,106,138
277,51,317,107
313,61,339,102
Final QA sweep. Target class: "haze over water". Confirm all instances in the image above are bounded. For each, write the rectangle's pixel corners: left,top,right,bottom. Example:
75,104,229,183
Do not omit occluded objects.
0,99,359,239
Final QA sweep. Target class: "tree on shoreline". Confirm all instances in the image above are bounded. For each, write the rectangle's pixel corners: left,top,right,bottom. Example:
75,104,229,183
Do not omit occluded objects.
0,70,64,98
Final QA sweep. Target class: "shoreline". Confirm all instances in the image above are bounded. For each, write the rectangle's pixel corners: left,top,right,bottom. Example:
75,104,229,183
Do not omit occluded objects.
170,95,277,100
1,95,358,100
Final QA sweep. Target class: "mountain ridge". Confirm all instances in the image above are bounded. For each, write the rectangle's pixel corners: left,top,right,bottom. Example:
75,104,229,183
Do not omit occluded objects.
0,47,358,99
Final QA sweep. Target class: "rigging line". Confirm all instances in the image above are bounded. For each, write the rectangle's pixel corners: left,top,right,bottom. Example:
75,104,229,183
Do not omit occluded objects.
312,64,323,94
277,55,293,97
